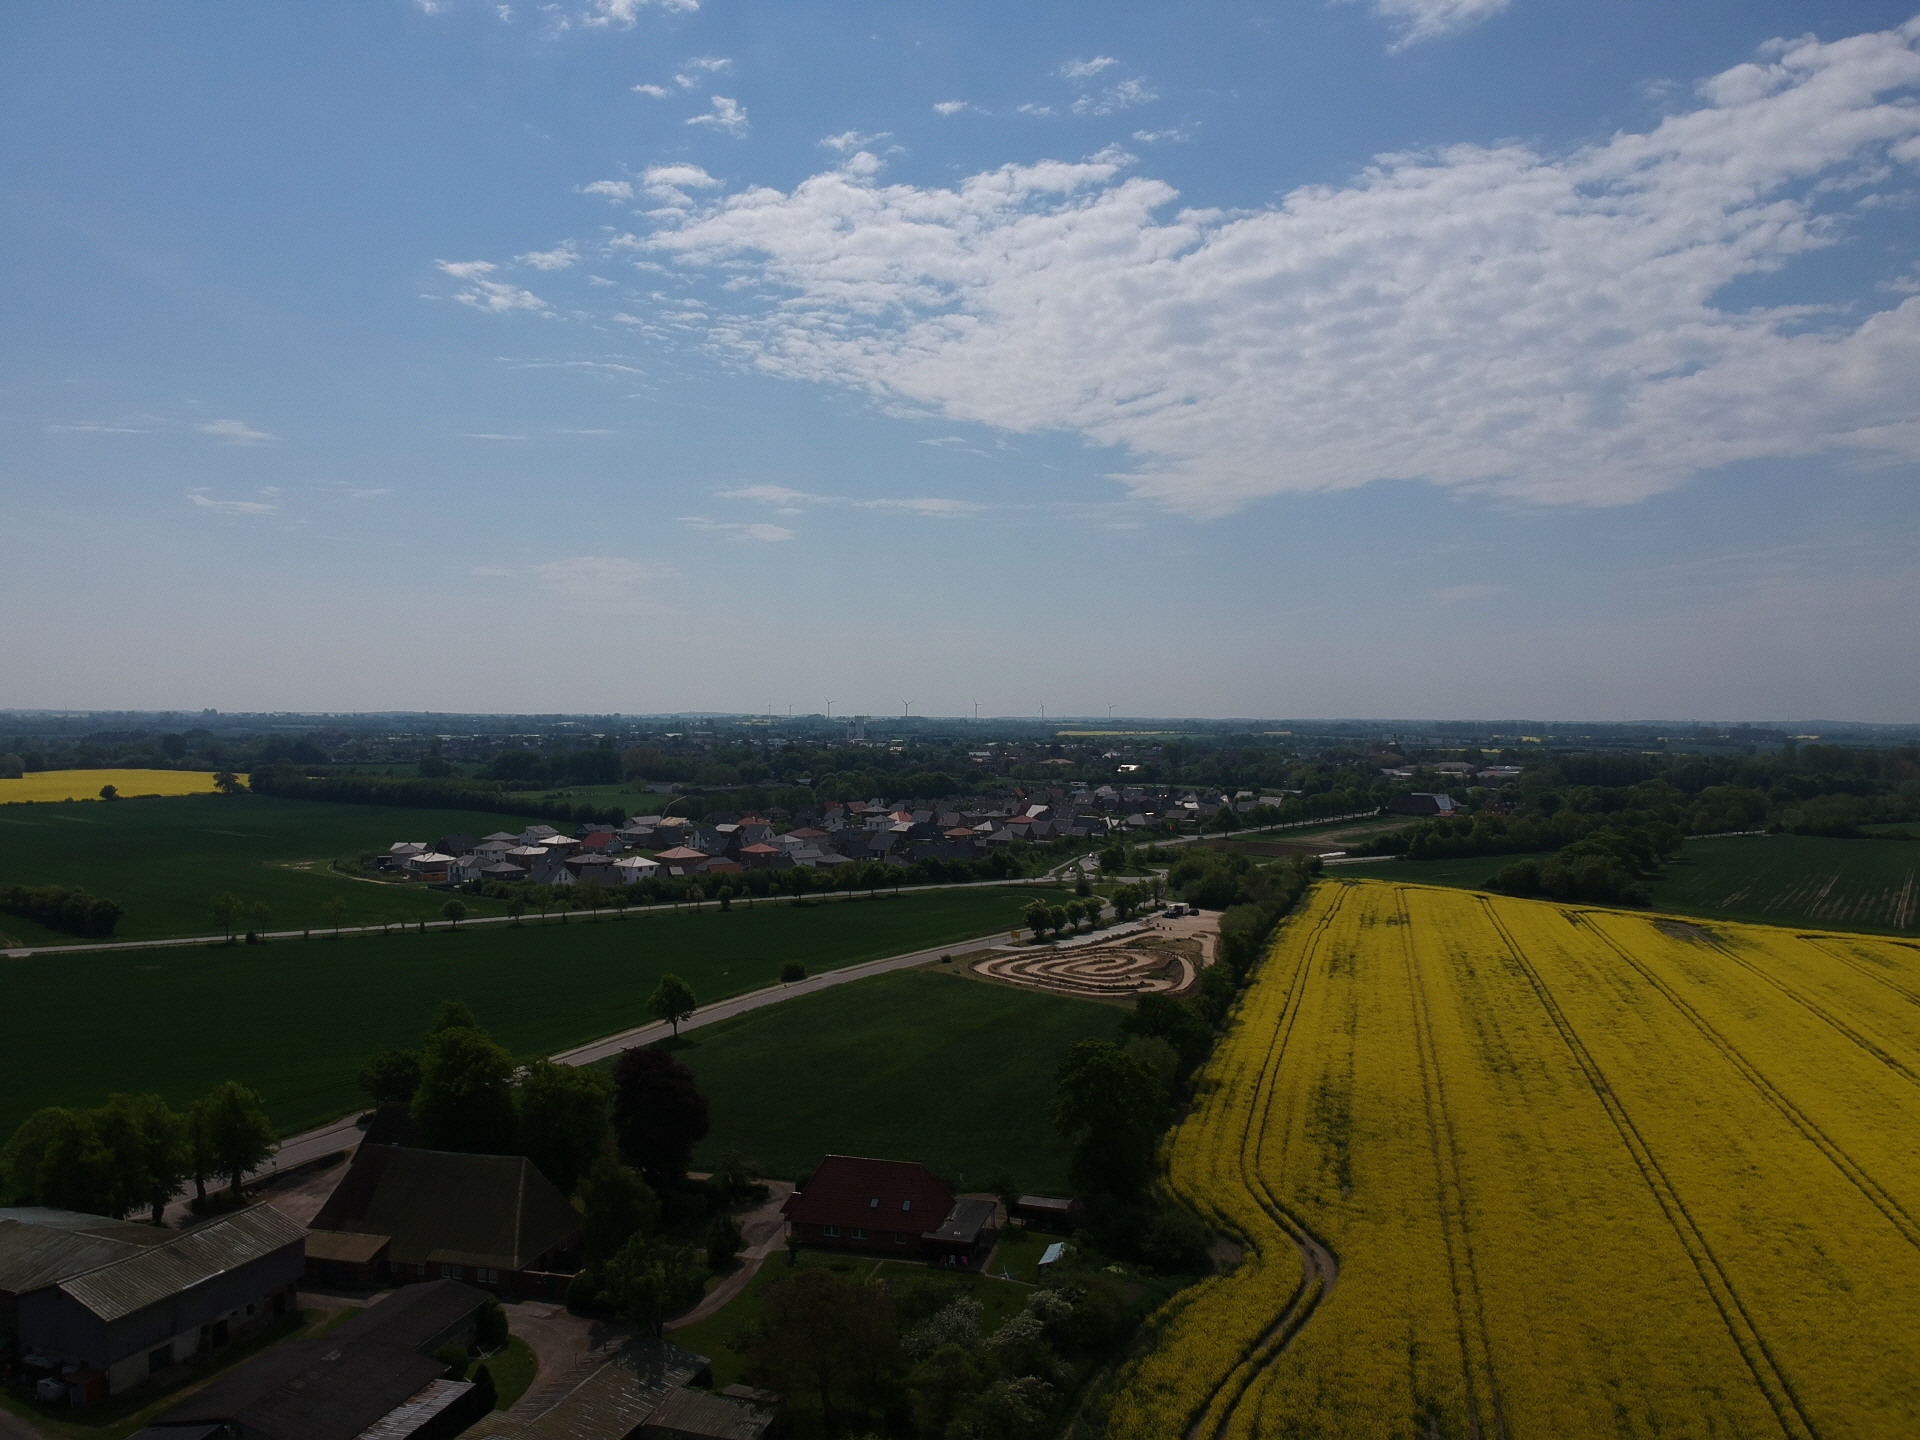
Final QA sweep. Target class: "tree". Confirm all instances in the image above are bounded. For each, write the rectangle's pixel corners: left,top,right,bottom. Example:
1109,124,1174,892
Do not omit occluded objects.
432,999,481,1033
99,1093,188,1224
1046,905,1068,937
320,897,349,937
602,1233,706,1333
199,1081,277,1197
1023,899,1051,940
1050,1039,1166,1199
441,899,467,930
1121,993,1215,1076
213,770,244,794
780,962,806,983
413,1024,516,1154
909,1344,985,1438
578,1155,660,1267
610,1046,710,1187
358,1049,422,1106
515,1058,610,1197
210,892,243,943
746,1266,899,1428
648,973,697,1037
248,901,273,937
2,1108,113,1213
1064,900,1085,932
705,1212,744,1272
506,897,527,926
98,784,119,801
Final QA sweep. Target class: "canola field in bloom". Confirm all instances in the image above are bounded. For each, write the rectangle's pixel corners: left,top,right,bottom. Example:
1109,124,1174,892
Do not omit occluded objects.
0,769,245,804
1108,880,1920,1439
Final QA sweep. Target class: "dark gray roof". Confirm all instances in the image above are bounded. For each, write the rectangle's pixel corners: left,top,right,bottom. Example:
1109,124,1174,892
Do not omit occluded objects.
310,1145,580,1271
926,1198,997,1247
0,1209,168,1297
643,1387,778,1438
154,1280,487,1440
59,1205,305,1322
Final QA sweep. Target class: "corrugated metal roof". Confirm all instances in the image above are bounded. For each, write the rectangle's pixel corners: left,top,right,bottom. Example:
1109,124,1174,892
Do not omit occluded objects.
59,1204,305,1321
353,1379,473,1440
644,1388,776,1439
0,1212,166,1297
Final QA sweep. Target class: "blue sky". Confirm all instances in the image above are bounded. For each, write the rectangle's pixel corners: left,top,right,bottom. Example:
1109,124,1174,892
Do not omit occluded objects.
4,1,1919,720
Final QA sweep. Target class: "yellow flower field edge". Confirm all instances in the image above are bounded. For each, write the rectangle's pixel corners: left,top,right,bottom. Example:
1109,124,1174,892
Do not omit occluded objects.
1107,878,1920,1438
0,769,249,804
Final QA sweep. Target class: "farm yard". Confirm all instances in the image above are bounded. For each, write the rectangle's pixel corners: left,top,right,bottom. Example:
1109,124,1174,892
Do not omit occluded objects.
1366,833,1920,936
0,884,1035,1139
1111,879,1920,1439
677,965,1123,1192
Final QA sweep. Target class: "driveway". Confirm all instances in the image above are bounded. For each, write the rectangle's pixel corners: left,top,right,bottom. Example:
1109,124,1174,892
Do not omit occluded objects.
666,1182,794,1331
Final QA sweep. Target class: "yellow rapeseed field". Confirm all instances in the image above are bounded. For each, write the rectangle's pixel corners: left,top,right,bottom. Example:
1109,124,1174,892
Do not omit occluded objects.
1108,880,1920,1439
0,769,245,804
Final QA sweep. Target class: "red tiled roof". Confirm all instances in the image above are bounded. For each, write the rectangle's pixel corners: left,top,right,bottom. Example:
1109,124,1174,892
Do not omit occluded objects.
781,1155,955,1235
654,846,706,861
579,832,613,849
739,843,780,855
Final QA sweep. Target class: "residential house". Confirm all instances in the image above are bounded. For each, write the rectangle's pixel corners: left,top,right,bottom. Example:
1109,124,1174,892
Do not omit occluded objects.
144,1279,492,1440
517,825,560,846
781,1155,954,1258
4,1205,304,1399
307,1145,582,1299
611,855,660,885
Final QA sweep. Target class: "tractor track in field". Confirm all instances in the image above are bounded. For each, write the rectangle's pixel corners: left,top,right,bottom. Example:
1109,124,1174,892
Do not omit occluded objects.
1582,917,1920,1253
1184,885,1346,1440
1674,923,1920,1091
1793,933,1920,1011
1481,900,1820,1440
1399,890,1509,1440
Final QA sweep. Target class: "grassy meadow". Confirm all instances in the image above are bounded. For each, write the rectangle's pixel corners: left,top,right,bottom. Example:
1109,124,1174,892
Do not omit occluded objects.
1111,880,1920,1439
0,791,558,944
1363,833,1920,935
0,886,1036,1139
676,966,1123,1193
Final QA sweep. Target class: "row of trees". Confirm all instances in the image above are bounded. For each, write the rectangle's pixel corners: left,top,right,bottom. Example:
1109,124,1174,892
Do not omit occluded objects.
0,1082,277,1221
1,883,124,938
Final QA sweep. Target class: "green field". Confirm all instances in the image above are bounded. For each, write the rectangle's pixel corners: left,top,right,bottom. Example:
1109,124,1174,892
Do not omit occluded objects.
0,887,1036,1140
678,967,1122,1194
1363,834,1920,935
0,793,562,944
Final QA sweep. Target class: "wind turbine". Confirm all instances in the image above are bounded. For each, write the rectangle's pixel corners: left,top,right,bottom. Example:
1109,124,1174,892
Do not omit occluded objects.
903,700,913,718
825,699,834,719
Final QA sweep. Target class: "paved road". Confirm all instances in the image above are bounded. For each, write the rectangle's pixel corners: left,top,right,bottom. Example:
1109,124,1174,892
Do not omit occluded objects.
0,876,1064,960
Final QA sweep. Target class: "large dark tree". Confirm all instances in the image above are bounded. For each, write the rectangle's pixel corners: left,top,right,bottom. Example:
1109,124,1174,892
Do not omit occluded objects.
746,1266,899,1428
413,1024,516,1154
198,1081,277,1197
610,1046,710,1188
515,1058,610,1196
1050,1038,1167,1200
577,1155,660,1267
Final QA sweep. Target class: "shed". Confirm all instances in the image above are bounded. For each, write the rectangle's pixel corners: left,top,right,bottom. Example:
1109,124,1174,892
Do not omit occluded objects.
1010,1195,1082,1232
303,1231,391,1287
921,1199,998,1270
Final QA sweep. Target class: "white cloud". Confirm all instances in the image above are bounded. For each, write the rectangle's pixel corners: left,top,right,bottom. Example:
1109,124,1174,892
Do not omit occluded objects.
1132,126,1193,144
585,0,697,28
1072,76,1157,116
1016,103,1053,117
630,19,1920,517
199,418,274,445
682,516,795,542
682,55,731,72
518,240,578,270
642,163,721,206
438,261,548,313
188,488,275,515
932,101,970,116
1062,56,1119,79
822,129,891,153
686,95,748,137
715,483,831,512
861,496,984,518
464,432,529,440
716,483,985,519
530,554,674,603
582,179,635,201
1351,0,1511,51
633,83,671,98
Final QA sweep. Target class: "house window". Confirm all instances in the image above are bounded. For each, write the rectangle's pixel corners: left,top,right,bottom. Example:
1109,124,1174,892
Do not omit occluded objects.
824,1225,840,1237
851,1227,868,1240
895,1232,908,1245
901,1199,912,1212
869,1197,880,1210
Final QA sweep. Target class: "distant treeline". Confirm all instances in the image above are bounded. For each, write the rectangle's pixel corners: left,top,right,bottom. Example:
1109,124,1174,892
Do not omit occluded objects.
249,766,625,825
1,884,124,939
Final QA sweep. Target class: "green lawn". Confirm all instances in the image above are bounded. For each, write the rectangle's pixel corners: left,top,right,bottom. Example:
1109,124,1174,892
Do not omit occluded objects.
0,792,563,944
1361,834,1920,935
486,1334,538,1409
675,966,1123,1193
670,1249,1031,1391
0,888,1036,1139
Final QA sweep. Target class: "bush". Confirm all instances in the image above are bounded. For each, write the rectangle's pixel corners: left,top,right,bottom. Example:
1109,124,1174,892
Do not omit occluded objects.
435,1343,470,1381
474,1298,509,1351
779,961,806,983
705,1213,744,1271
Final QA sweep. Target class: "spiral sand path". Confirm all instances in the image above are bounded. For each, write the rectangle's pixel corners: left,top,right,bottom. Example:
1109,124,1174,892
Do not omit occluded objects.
973,940,1197,999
